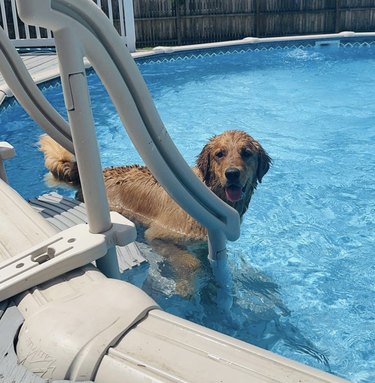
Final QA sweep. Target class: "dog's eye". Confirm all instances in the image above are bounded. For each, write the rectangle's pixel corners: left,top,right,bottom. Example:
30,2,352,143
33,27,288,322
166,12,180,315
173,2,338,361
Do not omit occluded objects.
215,150,225,159
241,149,253,159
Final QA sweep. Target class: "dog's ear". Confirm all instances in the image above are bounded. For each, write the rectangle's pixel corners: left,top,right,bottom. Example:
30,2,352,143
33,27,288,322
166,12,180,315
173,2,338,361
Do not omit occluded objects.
196,143,212,183
257,147,272,183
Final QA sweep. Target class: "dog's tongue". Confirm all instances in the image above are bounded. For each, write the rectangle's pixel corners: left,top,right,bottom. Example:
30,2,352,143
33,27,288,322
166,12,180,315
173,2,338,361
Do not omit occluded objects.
225,186,242,202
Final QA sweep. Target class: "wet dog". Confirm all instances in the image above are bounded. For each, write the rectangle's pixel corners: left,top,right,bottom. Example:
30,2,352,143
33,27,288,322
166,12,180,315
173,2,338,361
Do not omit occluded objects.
39,130,271,293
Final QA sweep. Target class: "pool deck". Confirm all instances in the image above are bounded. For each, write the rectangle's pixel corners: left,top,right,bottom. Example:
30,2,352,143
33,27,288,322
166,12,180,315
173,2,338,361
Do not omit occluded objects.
0,51,109,105
0,51,65,105
0,51,350,383
0,50,151,105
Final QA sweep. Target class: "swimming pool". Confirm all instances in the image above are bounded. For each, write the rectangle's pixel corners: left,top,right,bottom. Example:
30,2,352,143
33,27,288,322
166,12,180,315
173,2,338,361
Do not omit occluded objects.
1,39,375,382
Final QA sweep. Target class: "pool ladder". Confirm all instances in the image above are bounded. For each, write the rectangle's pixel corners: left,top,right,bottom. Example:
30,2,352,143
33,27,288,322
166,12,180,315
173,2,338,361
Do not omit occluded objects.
0,0,239,302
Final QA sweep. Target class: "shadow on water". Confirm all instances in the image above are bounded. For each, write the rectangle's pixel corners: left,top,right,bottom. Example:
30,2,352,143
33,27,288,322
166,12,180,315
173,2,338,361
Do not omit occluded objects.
122,242,331,373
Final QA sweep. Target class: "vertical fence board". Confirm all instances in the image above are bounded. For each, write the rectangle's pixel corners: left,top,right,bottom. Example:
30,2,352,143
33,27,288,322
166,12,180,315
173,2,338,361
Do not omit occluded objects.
0,0,9,36
1,0,136,49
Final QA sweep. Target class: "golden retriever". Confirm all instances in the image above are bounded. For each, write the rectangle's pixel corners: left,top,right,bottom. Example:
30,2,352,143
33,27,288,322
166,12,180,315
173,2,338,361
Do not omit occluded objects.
39,130,271,292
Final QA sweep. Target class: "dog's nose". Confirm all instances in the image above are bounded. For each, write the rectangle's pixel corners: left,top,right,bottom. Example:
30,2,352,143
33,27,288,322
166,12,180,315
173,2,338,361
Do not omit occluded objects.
225,168,240,182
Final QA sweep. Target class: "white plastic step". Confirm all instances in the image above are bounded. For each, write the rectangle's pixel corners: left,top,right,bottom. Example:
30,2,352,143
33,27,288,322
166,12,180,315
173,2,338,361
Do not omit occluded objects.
29,192,147,272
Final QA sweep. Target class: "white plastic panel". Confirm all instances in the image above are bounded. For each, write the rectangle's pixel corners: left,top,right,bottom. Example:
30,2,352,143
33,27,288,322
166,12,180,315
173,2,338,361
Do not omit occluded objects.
96,310,349,383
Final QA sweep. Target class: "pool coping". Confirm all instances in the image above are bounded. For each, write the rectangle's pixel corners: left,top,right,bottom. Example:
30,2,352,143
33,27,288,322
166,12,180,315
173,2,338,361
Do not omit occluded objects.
2,31,375,107
133,30,375,59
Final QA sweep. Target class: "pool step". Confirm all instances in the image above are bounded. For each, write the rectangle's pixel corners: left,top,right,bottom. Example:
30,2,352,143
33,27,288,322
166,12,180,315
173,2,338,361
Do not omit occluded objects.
29,192,147,272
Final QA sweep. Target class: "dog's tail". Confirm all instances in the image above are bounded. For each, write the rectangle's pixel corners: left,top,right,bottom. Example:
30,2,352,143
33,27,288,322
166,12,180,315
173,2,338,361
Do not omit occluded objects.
39,134,80,185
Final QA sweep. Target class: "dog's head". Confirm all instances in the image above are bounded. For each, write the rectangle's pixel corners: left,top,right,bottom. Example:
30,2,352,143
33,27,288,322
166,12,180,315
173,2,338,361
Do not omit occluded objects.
196,130,271,215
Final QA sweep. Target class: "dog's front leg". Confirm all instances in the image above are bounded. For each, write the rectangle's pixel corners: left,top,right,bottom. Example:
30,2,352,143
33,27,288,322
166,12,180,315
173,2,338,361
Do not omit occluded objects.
147,239,201,298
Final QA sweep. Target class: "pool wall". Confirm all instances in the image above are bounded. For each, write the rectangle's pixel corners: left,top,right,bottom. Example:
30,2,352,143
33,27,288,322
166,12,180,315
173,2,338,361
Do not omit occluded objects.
133,31,375,61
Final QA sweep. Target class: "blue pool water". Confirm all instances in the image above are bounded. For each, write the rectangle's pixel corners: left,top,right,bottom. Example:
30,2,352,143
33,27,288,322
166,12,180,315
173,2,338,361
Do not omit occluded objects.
1,41,375,382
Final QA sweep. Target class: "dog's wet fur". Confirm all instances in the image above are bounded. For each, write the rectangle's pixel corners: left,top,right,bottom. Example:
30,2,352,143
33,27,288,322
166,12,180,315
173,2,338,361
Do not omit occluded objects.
39,130,271,295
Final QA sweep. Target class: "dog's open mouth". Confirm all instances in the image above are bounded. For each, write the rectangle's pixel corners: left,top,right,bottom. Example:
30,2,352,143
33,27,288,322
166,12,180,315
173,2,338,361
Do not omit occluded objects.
224,185,244,202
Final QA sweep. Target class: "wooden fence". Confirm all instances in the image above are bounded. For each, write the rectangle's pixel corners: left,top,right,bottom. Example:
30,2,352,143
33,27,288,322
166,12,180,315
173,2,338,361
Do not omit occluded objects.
133,0,375,48
2,0,375,50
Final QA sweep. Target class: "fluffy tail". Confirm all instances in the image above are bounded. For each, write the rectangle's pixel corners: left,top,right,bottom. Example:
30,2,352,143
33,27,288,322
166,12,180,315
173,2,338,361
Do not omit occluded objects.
39,135,80,185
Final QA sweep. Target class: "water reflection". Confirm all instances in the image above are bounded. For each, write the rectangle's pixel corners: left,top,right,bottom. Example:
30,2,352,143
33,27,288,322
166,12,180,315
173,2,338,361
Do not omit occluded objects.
122,242,331,372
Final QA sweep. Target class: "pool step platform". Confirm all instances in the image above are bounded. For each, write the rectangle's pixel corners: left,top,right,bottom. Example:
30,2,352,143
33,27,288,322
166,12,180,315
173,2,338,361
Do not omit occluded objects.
28,192,147,272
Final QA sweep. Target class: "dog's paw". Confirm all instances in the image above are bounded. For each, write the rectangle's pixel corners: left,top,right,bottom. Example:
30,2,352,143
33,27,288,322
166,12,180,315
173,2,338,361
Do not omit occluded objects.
175,279,195,299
